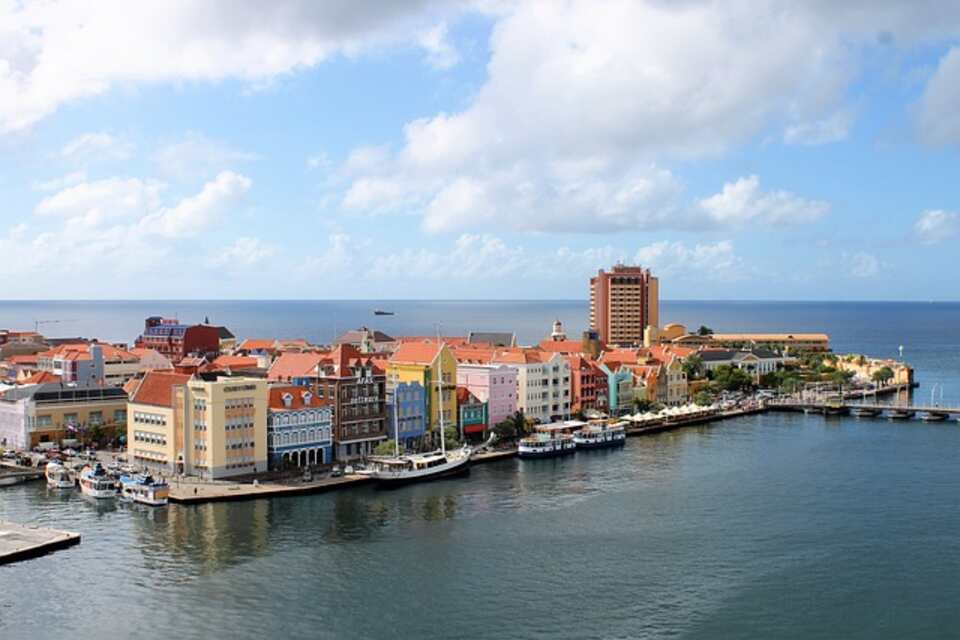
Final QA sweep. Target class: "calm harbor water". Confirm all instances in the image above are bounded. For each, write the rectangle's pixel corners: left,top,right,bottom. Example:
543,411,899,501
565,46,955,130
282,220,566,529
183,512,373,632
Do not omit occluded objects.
3,300,960,639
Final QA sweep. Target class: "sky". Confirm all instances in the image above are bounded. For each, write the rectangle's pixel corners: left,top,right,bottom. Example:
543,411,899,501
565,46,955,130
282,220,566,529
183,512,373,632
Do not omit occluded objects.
2,1,960,301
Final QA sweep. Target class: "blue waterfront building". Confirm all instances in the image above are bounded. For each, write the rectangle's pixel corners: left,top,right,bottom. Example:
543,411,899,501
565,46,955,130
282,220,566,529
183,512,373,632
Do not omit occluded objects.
267,386,333,469
386,381,427,451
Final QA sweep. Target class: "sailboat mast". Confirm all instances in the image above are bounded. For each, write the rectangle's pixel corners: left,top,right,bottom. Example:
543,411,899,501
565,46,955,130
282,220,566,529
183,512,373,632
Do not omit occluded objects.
394,382,400,458
438,342,446,456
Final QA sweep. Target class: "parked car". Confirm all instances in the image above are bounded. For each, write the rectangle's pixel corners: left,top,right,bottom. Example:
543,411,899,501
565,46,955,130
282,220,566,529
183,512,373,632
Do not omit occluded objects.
331,467,344,478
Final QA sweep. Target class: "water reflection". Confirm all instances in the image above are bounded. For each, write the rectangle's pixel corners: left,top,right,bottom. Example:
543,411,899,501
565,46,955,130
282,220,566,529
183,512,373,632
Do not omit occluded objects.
130,499,271,578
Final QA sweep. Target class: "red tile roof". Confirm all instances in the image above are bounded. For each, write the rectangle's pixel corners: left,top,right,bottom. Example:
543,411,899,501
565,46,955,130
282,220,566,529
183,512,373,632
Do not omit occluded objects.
6,354,39,365
268,385,328,410
238,339,278,352
268,352,326,382
599,349,641,367
206,355,260,371
129,370,192,407
39,342,138,362
390,341,443,365
20,371,61,385
538,340,586,354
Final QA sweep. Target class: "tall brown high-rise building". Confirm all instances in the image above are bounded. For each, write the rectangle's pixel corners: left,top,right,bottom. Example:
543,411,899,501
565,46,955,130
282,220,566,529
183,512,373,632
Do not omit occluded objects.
589,264,659,347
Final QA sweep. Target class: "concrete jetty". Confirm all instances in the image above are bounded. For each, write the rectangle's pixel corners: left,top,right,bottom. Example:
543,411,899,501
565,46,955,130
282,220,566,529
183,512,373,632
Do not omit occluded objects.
0,521,80,565
167,474,372,504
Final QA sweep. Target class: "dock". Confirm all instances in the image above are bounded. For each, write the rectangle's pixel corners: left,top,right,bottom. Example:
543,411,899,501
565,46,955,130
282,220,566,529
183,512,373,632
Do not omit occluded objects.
0,521,80,565
167,474,372,504
0,462,44,487
624,406,764,437
470,448,517,464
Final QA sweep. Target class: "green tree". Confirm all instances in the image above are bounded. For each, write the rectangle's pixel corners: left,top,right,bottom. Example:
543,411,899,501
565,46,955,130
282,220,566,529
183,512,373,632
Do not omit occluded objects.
682,353,705,380
373,440,398,456
872,366,895,386
632,398,654,413
443,425,461,448
697,325,714,336
711,365,754,391
693,390,715,406
492,420,517,440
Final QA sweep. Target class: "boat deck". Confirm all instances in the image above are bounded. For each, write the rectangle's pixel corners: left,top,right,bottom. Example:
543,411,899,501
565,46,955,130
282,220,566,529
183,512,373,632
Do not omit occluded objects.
0,521,80,565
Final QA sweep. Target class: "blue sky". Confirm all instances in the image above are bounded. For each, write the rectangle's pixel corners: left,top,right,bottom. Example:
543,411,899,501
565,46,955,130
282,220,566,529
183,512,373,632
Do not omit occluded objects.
2,1,960,301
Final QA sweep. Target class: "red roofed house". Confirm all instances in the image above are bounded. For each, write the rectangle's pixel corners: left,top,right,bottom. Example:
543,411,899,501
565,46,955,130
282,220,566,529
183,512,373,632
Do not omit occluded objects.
312,345,387,461
267,385,333,469
126,370,193,475
37,342,141,386
491,348,571,423
456,386,488,442
134,317,220,362
567,355,608,415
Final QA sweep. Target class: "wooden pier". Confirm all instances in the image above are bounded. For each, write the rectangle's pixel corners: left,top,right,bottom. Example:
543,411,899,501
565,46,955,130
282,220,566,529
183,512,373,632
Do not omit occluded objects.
0,521,80,565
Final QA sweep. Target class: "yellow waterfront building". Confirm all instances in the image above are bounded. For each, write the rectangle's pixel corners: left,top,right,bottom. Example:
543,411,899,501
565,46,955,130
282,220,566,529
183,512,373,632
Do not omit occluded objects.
385,341,458,432
127,371,268,479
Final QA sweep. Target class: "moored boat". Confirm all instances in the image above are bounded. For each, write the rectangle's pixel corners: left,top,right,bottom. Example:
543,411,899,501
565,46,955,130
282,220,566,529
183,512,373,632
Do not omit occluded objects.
887,409,915,420
118,474,170,506
364,336,471,487
45,460,74,489
573,422,626,450
518,432,576,459
78,462,116,499
850,406,881,418
366,446,472,486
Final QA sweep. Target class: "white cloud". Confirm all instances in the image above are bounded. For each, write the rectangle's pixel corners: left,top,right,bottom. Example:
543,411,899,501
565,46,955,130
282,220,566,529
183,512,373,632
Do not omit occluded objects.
849,251,880,278
917,47,960,145
207,237,276,268
304,233,365,274
633,240,746,282
418,22,460,70
914,209,959,244
783,109,854,146
153,133,256,180
337,1,881,233
32,170,88,192
0,0,461,134
369,233,524,279
698,175,830,226
35,177,164,226
59,132,133,162
139,171,252,238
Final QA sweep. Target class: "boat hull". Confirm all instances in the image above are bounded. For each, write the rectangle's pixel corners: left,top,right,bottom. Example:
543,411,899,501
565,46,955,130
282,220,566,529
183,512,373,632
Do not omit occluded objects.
80,486,116,499
518,446,577,459
374,456,471,488
573,437,626,450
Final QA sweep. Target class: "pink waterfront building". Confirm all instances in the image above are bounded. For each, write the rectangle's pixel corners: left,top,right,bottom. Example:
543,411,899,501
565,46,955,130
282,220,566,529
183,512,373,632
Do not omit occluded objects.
456,364,518,427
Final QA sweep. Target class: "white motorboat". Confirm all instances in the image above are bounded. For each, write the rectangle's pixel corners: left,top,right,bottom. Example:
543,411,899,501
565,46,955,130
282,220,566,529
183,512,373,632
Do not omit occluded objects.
119,474,169,506
518,432,576,459
572,422,627,450
78,462,116,499
45,460,74,489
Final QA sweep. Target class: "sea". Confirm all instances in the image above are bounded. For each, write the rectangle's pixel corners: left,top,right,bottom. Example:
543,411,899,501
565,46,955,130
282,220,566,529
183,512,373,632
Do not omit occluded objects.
3,300,960,639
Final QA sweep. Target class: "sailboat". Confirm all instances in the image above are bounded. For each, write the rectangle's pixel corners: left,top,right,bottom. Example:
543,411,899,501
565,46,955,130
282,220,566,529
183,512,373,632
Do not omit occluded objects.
365,341,472,487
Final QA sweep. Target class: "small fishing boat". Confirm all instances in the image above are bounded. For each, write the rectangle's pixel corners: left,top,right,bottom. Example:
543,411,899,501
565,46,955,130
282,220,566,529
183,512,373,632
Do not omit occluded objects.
373,309,395,316
850,406,881,418
118,474,169,506
45,460,74,489
573,422,626,450
518,432,576,459
78,463,116,499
